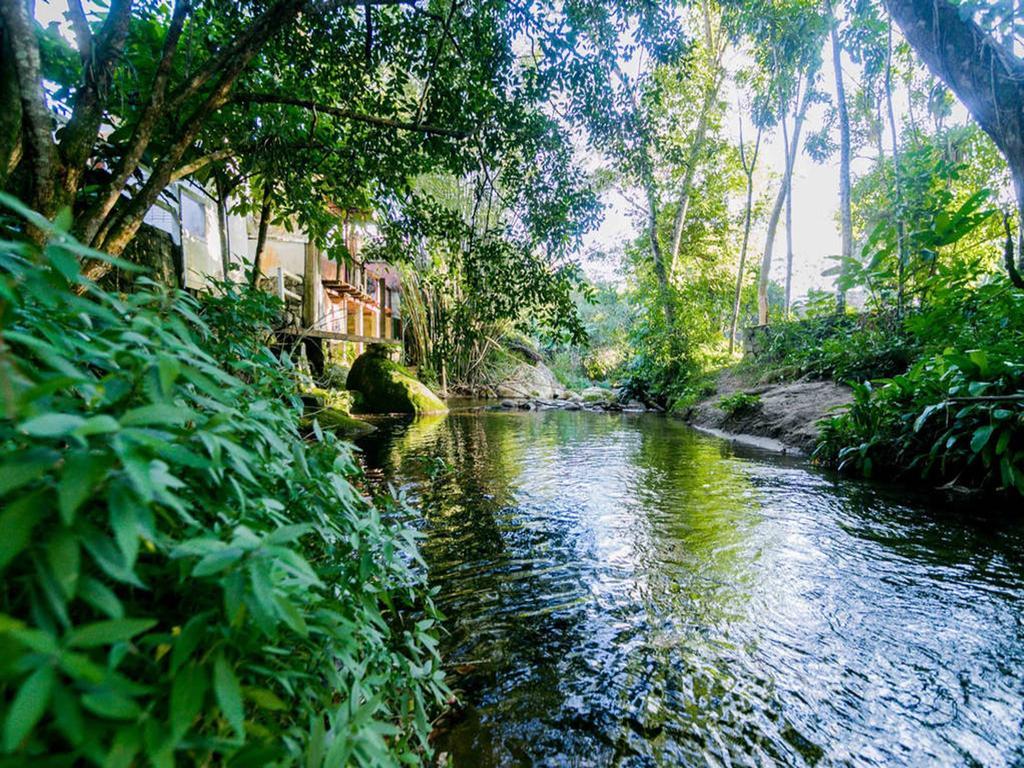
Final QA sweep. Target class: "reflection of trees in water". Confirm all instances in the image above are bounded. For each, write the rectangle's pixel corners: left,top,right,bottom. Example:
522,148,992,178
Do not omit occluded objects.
360,413,1024,767
825,477,1024,584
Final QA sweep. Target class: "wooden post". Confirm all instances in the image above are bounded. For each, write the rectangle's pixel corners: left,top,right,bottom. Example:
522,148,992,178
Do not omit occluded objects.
340,300,348,360
355,301,364,356
303,239,319,330
276,267,285,300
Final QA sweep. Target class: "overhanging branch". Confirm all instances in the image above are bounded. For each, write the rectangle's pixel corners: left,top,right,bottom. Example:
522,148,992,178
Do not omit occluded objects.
232,93,470,138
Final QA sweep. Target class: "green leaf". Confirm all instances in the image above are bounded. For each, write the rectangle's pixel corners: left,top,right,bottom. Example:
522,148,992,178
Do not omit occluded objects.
81,690,141,720
3,665,55,750
120,404,194,427
245,687,287,711
170,663,208,739
192,547,245,577
19,413,87,437
0,490,47,570
970,425,995,454
214,653,245,739
58,451,110,524
73,414,121,437
0,450,57,496
46,530,80,599
67,618,156,648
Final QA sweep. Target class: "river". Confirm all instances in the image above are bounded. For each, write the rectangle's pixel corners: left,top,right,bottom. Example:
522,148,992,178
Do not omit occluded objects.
357,408,1024,767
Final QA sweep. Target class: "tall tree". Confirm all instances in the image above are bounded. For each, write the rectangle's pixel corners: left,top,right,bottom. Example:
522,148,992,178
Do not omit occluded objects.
758,72,815,323
827,0,853,312
668,0,728,276
729,116,761,353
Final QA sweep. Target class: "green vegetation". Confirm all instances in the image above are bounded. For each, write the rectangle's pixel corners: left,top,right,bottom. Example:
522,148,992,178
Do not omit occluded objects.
717,392,762,417
0,206,446,765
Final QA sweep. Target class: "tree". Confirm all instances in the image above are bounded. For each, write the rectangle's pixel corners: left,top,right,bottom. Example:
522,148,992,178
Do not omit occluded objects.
826,0,853,311
737,0,824,324
882,0,1024,288
729,115,761,353
0,0,625,286
757,69,817,324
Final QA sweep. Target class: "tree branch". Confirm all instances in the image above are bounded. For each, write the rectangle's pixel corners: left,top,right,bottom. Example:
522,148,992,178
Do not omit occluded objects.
169,147,236,182
232,93,470,138
76,0,191,244
59,0,135,199
65,0,92,61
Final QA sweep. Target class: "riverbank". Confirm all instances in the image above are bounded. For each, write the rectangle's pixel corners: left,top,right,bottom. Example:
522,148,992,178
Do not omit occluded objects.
679,367,853,455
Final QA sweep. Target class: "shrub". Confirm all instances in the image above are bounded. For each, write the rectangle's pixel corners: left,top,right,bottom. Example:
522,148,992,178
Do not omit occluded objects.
0,201,447,766
717,392,761,416
814,349,1024,494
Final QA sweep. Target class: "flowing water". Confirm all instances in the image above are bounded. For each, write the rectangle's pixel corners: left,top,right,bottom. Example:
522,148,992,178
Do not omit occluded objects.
357,409,1024,767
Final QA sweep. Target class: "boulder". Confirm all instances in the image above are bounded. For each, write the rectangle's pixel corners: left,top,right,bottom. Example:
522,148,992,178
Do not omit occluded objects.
307,408,377,438
581,386,614,404
493,361,565,400
347,344,448,415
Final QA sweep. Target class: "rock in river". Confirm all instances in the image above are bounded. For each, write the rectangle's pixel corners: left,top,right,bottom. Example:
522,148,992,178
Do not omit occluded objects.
347,344,448,415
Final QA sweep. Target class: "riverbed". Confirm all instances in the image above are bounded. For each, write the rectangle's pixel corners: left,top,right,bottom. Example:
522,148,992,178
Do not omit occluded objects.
357,409,1024,767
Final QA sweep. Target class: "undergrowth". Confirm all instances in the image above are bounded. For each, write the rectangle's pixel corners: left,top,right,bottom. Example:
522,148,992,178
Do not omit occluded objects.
0,199,448,766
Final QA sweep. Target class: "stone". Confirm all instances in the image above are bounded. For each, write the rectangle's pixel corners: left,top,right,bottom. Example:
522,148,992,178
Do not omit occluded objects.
581,386,614,403
500,399,518,409
493,361,566,400
308,408,376,438
347,344,448,415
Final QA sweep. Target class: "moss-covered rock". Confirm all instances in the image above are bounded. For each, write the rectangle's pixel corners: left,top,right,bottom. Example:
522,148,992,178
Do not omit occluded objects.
304,407,377,438
347,344,448,415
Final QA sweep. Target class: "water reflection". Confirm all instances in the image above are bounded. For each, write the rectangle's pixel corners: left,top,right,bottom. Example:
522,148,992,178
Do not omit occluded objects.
358,411,1024,767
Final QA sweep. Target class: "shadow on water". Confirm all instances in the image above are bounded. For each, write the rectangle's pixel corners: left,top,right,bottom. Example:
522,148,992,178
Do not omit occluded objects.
358,410,1024,767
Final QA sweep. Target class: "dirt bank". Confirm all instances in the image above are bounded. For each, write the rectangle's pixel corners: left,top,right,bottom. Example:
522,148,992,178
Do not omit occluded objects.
681,369,853,455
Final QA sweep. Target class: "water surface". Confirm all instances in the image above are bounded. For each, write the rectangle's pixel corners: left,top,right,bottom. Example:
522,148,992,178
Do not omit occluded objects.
358,410,1024,767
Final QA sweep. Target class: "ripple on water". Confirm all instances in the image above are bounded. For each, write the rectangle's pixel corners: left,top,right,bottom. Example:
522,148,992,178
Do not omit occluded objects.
358,411,1024,767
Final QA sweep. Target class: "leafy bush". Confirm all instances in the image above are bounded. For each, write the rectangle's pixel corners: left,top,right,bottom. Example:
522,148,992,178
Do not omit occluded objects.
0,202,447,766
815,349,1024,494
753,312,916,382
717,392,761,416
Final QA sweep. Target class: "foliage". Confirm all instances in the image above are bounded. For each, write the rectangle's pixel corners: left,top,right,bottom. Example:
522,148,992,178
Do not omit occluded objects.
841,130,1000,310
815,349,1024,494
367,179,593,390
751,312,917,381
0,204,447,766
717,392,761,416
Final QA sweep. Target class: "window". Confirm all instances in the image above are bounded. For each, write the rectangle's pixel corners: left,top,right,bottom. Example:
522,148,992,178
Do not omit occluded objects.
181,193,207,238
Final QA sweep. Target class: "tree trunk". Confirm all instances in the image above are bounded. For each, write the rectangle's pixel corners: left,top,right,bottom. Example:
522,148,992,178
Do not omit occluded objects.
251,183,273,289
0,22,23,187
758,78,812,324
827,0,853,313
884,16,907,317
882,0,1024,283
668,0,725,277
729,119,761,354
90,0,306,267
57,0,135,207
783,113,795,318
0,0,56,219
645,180,675,325
74,0,190,245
